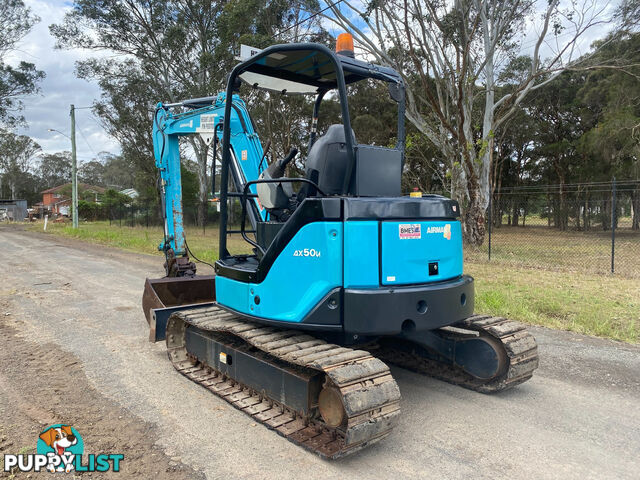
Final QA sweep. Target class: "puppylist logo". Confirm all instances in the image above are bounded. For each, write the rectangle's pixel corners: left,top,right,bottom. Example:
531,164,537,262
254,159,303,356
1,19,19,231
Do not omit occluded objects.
3,424,123,474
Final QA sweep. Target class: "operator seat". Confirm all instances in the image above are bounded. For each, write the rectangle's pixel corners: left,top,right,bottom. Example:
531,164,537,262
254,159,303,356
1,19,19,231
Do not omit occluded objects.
303,124,355,197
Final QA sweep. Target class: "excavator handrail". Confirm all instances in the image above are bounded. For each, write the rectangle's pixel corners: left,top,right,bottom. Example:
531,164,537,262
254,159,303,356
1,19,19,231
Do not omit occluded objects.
239,177,326,255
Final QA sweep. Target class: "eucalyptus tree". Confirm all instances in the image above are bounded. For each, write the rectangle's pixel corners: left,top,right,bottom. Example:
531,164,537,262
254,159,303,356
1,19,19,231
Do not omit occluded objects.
51,0,325,221
576,32,640,229
51,0,230,222
0,130,41,199
326,0,613,244
0,0,45,127
39,152,72,189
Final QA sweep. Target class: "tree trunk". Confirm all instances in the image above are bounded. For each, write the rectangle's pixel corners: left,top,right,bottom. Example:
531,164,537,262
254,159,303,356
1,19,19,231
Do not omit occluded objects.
463,193,486,245
584,197,590,230
632,189,640,230
576,191,581,230
556,176,567,231
602,198,610,231
194,142,209,227
493,156,504,228
560,189,567,230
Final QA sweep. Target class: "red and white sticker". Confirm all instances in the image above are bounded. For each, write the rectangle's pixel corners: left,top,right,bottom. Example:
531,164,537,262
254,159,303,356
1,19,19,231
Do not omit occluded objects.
399,223,421,239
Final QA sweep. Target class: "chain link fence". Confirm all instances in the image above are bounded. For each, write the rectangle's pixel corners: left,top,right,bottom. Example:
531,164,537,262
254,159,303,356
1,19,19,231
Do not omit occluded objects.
465,179,640,277
102,199,251,230
106,203,223,228
93,182,640,278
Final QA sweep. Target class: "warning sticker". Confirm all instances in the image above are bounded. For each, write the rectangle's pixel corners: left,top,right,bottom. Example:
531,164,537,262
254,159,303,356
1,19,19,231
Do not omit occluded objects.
199,114,216,132
399,223,421,239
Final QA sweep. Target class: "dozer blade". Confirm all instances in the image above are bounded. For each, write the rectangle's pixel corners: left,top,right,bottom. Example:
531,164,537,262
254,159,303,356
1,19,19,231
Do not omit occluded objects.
142,275,215,342
371,315,539,393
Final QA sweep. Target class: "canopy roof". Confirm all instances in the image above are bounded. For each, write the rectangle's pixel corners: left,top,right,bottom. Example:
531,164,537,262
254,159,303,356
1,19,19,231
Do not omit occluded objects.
237,44,402,95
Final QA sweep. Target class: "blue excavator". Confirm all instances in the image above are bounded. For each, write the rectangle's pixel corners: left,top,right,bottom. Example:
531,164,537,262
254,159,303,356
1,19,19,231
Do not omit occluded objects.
142,36,539,458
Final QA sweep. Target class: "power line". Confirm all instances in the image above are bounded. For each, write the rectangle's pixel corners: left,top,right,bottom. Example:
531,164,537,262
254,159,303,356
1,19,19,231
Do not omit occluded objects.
498,180,640,190
77,124,98,157
497,188,639,195
274,0,347,38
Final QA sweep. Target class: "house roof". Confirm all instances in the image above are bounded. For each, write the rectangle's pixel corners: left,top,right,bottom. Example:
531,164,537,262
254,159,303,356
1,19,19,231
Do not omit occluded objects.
41,183,107,194
120,188,138,198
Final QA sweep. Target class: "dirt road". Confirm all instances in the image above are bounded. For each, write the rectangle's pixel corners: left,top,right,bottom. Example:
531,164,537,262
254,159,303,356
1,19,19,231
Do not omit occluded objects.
1,227,639,479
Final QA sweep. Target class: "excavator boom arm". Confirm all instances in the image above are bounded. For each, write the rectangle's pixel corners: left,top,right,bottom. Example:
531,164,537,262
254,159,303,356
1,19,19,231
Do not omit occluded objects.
152,92,267,258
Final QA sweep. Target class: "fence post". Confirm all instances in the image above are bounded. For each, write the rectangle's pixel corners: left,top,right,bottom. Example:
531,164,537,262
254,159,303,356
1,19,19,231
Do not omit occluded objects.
488,187,492,261
611,177,616,274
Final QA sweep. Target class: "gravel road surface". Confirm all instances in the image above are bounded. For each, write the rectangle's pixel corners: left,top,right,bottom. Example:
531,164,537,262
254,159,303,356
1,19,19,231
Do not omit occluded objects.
1,227,638,479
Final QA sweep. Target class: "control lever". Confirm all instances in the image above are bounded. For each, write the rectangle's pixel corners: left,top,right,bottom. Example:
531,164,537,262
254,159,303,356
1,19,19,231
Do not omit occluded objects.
267,147,298,179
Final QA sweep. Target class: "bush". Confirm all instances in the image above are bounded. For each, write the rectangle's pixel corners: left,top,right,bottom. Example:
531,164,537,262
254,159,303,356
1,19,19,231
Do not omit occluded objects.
78,200,108,221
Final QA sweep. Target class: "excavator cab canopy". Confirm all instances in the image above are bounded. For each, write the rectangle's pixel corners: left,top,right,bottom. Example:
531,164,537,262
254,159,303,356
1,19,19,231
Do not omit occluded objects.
237,44,404,95
232,43,405,150
227,42,406,158
218,42,407,258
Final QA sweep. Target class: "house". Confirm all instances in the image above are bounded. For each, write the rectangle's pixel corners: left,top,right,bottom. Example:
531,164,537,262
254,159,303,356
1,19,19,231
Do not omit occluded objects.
120,188,138,199
40,183,106,216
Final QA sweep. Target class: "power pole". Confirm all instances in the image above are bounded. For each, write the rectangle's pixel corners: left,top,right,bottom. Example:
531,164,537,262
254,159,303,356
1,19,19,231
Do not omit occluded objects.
70,104,78,228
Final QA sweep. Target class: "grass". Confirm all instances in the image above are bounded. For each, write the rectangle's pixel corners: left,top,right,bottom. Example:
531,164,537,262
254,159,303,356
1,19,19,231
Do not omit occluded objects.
467,262,639,343
17,220,640,343
465,225,640,278
27,219,249,260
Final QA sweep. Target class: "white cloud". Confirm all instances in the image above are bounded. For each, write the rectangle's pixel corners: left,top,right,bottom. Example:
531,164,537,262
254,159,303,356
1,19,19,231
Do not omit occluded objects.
7,0,120,162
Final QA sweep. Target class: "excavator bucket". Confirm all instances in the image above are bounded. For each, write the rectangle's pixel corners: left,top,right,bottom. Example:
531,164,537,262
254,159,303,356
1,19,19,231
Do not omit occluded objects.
142,275,216,342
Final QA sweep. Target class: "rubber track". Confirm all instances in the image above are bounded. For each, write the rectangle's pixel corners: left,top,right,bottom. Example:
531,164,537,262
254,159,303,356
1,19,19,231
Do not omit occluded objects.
165,306,401,459
372,315,539,393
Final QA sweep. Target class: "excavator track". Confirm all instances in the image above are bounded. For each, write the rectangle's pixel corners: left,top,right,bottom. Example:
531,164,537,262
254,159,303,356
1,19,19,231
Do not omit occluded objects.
165,305,401,459
370,315,539,393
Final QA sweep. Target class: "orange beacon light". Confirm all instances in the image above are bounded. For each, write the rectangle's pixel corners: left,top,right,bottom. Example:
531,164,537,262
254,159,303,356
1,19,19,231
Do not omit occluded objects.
336,33,355,58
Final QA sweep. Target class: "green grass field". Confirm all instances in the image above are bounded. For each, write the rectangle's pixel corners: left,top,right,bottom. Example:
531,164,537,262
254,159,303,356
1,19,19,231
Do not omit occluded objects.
466,225,640,278
23,220,640,343
470,262,638,343
30,220,250,258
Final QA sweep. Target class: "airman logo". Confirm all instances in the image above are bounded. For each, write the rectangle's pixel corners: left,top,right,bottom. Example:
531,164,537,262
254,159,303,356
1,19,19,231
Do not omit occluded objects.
424,224,452,240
